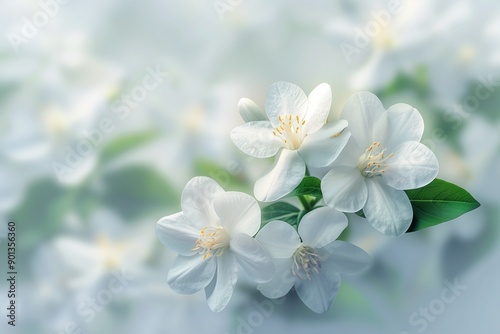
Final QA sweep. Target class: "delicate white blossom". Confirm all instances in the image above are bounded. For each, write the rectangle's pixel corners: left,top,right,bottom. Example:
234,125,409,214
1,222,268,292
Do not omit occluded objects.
156,176,274,312
256,207,371,313
231,81,350,202
322,92,439,236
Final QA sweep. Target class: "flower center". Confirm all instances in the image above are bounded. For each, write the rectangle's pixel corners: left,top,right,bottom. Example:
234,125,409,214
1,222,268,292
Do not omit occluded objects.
43,107,70,136
192,226,229,260
273,114,307,150
457,45,476,64
374,28,397,51
97,235,127,270
357,141,394,177
292,245,321,280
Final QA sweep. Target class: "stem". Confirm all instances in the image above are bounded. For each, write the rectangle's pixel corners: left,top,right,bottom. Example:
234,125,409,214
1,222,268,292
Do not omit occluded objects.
298,195,313,211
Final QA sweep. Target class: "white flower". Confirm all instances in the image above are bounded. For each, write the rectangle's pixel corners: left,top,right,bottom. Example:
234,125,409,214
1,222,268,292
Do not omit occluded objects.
156,176,274,312
255,207,371,313
321,92,439,236
231,81,351,202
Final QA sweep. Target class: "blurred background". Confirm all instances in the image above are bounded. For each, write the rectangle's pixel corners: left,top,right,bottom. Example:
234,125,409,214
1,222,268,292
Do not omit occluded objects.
0,0,499,333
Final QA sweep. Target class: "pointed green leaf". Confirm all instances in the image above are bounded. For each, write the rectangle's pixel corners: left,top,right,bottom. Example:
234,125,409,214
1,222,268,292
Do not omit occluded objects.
405,179,480,232
285,176,322,199
261,202,300,228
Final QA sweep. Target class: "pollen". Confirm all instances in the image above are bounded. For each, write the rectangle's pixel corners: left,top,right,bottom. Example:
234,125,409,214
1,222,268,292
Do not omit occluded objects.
357,142,394,177
192,226,229,260
292,245,322,280
272,114,307,150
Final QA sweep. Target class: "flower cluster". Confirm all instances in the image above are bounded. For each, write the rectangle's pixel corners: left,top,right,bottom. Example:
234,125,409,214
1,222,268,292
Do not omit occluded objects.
156,81,450,313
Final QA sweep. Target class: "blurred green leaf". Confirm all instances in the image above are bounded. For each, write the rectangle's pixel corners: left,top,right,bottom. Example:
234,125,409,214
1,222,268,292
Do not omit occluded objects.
10,179,73,252
100,131,160,165
261,202,300,228
101,165,178,220
194,159,249,192
377,67,431,99
406,178,480,232
286,176,322,199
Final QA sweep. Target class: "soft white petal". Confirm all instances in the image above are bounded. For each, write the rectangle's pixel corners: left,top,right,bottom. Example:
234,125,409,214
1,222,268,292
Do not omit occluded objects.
256,221,301,258
375,103,424,151
167,255,216,294
383,141,439,190
213,191,261,237
54,238,99,270
341,92,385,148
298,207,348,249
298,120,351,168
230,121,283,158
364,178,413,237
303,83,332,134
257,258,295,299
238,98,268,122
331,136,364,167
254,149,305,202
156,212,199,256
205,254,238,312
320,241,371,274
265,82,308,127
295,270,341,314
181,177,224,229
322,166,368,213
350,51,397,91
230,233,274,283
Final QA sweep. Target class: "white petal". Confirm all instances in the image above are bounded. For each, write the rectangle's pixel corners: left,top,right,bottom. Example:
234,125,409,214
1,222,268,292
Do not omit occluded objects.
298,120,351,168
181,177,224,229
230,233,274,283
54,238,99,269
167,255,216,294
298,207,348,249
256,221,301,258
364,178,413,237
230,121,283,158
320,241,371,274
375,103,424,151
238,98,268,122
254,150,305,202
156,212,199,256
303,83,332,134
295,270,341,313
257,258,295,299
321,166,368,213
331,136,364,167
213,191,261,237
265,82,308,127
341,92,385,148
205,254,238,312
383,141,439,190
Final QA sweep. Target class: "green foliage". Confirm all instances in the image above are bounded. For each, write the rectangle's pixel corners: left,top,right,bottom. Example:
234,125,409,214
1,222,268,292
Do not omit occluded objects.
263,176,480,233
406,178,480,232
261,202,300,228
194,159,249,192
285,176,323,199
10,179,72,251
101,165,178,220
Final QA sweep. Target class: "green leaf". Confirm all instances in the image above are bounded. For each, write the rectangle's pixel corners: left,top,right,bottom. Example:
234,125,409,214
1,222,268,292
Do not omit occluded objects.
11,179,73,251
194,159,249,193
286,176,322,199
101,165,179,220
405,178,480,232
100,131,160,165
261,202,300,228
